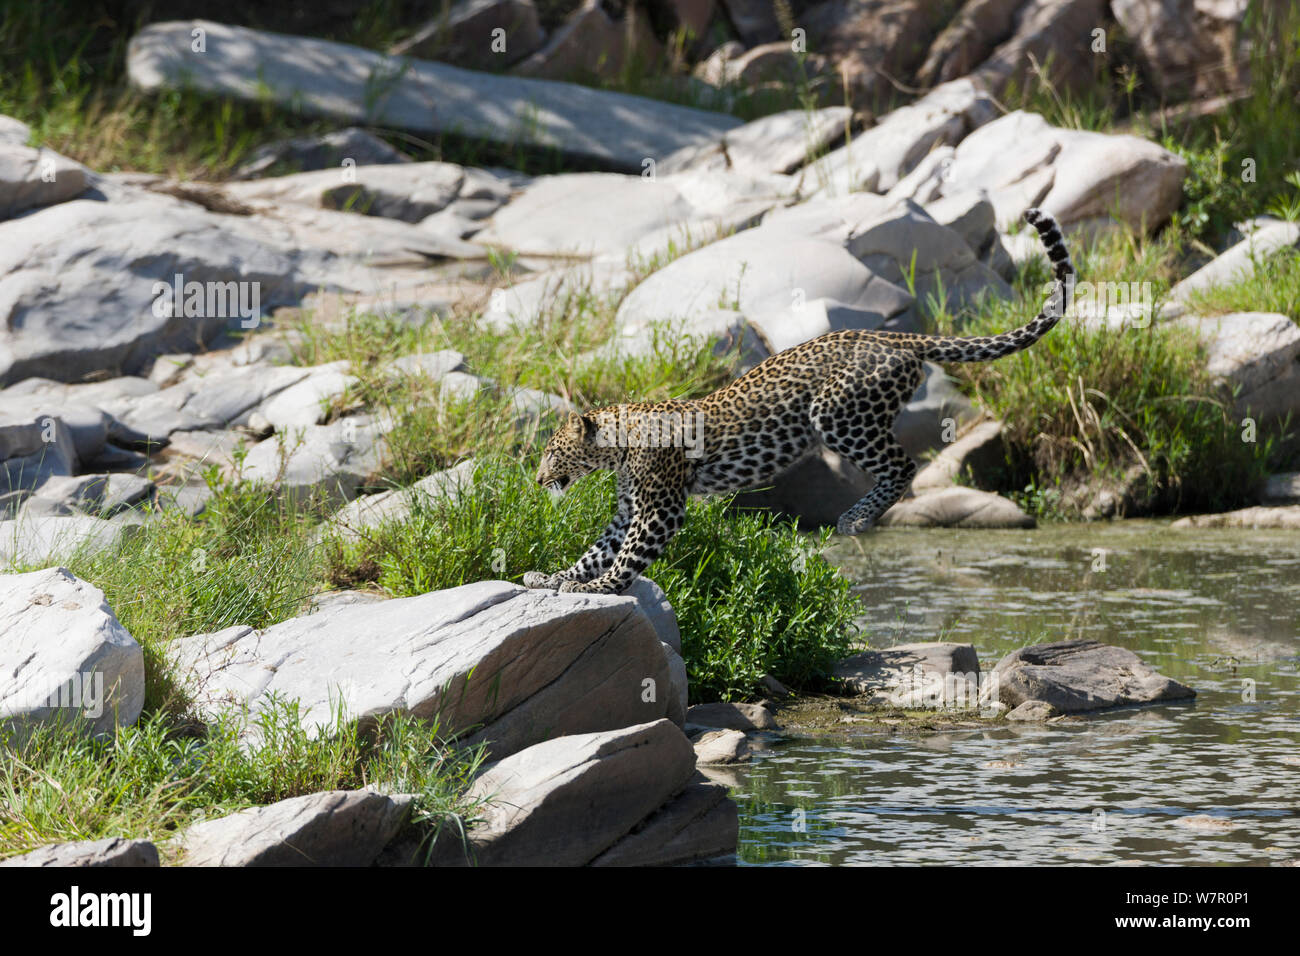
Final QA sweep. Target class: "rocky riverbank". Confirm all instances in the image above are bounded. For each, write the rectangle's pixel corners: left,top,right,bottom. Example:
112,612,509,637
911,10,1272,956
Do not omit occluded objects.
1,1,1296,866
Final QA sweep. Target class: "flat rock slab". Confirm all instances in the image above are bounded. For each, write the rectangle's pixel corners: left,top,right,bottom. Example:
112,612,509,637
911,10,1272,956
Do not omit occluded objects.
0,837,159,867
987,639,1195,715
1172,506,1300,530
684,701,778,732
128,20,742,172
880,486,1034,528
169,580,671,761
179,789,412,866
0,567,144,739
435,719,697,866
834,642,980,703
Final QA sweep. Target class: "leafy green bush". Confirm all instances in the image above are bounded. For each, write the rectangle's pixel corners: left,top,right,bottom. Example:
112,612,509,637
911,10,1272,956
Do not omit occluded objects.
654,499,860,703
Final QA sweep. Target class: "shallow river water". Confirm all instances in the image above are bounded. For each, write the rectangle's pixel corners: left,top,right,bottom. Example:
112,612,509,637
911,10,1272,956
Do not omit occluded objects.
729,521,1299,866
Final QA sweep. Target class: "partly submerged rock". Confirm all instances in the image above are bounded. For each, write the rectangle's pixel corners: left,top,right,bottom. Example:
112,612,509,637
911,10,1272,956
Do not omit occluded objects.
983,639,1195,715
431,719,705,866
880,486,1034,528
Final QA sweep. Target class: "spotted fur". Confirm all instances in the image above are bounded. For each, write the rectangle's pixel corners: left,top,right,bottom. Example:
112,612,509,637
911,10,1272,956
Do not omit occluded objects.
524,208,1074,595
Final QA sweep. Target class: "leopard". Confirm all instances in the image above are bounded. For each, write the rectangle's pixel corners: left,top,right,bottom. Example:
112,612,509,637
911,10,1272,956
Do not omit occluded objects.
523,207,1074,595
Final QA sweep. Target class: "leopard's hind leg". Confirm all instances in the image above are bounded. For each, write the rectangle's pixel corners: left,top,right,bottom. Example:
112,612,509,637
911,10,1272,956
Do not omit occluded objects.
810,348,924,535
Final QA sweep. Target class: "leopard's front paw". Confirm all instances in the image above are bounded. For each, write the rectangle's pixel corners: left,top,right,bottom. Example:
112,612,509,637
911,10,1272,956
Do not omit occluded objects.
836,514,876,536
558,580,585,593
523,571,562,589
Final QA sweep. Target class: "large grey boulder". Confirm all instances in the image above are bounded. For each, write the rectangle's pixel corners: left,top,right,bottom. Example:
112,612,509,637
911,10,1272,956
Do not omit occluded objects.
434,719,700,866
1172,313,1300,426
834,641,981,707
179,790,413,866
0,143,91,219
0,197,338,386
169,580,673,761
615,228,915,335
983,639,1195,716
931,110,1186,234
0,837,159,867
0,567,144,739
758,191,1009,315
127,20,742,172
879,486,1035,528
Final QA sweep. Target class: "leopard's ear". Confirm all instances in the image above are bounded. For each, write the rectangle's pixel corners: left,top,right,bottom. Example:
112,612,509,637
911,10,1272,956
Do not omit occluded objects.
566,411,596,441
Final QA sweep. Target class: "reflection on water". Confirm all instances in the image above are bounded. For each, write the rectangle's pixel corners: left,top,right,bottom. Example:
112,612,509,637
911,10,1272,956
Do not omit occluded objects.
732,522,1300,865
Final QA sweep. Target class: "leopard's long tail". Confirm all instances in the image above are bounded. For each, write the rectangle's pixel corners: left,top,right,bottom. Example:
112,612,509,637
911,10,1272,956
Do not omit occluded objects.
873,207,1074,363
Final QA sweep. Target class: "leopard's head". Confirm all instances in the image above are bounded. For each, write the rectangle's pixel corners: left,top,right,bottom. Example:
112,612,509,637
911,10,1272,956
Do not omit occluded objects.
536,411,613,496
